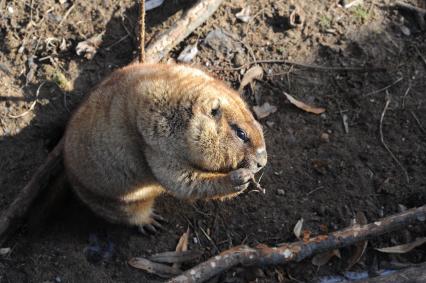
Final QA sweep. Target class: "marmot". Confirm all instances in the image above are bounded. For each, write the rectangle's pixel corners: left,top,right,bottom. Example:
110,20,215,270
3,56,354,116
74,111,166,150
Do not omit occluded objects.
64,63,267,233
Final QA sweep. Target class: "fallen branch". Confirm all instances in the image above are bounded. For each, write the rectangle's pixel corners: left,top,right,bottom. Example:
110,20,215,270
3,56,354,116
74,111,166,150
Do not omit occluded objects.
0,138,64,245
395,1,426,16
168,205,426,283
394,1,426,30
357,262,426,283
0,0,225,246
144,0,224,63
219,59,386,72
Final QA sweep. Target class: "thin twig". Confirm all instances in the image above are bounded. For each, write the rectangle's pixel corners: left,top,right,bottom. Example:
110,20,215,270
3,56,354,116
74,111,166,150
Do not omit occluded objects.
306,186,324,196
379,91,410,183
244,7,268,34
220,59,386,72
199,225,219,253
364,77,403,96
414,45,426,67
55,3,75,31
105,34,130,50
401,83,411,109
410,111,425,134
139,0,146,63
222,30,256,63
8,81,46,119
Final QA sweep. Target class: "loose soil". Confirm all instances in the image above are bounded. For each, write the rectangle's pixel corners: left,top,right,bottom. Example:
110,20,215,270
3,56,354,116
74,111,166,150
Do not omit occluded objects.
0,0,425,282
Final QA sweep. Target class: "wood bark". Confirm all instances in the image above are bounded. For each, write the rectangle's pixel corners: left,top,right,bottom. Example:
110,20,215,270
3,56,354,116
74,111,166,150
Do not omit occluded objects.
358,262,426,283
395,1,426,15
0,138,64,245
168,206,426,283
144,0,224,63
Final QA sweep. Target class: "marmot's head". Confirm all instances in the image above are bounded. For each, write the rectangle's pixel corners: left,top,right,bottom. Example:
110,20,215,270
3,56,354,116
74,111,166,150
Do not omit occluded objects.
187,80,267,174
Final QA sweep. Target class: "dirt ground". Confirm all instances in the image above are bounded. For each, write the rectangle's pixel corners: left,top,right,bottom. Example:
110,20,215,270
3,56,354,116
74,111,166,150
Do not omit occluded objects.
0,0,425,282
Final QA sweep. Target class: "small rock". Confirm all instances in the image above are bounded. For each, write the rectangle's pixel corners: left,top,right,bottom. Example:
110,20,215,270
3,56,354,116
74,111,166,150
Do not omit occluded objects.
204,28,241,56
277,189,285,196
0,247,11,256
233,52,245,66
236,6,251,23
266,121,274,127
7,5,14,14
320,133,330,143
177,44,198,62
400,25,411,36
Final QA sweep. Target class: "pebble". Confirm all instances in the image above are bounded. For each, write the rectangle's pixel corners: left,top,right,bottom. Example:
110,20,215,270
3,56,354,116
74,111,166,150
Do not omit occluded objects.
320,133,330,143
400,25,411,36
277,189,285,196
266,121,275,127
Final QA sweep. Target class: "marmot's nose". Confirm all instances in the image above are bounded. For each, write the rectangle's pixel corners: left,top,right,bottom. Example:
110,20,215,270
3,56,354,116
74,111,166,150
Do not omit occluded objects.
256,148,267,169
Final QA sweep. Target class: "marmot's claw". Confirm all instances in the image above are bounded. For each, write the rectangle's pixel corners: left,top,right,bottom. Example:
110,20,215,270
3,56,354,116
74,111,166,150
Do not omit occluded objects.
138,223,162,235
138,212,167,235
151,219,164,230
144,224,157,233
152,211,168,223
138,226,149,235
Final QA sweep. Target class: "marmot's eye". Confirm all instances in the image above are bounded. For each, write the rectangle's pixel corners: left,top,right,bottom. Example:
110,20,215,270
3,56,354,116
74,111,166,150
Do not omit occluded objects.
233,125,249,143
211,107,220,117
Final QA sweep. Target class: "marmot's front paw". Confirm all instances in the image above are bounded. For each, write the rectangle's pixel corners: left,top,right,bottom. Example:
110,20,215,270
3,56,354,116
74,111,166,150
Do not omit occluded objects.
138,212,167,236
229,168,253,191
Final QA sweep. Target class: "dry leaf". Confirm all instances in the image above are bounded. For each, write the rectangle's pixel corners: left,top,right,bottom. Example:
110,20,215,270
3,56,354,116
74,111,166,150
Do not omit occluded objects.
239,65,263,91
0,247,11,256
177,44,198,62
173,228,190,269
175,228,190,252
128,257,182,278
236,6,251,22
347,212,368,270
76,33,103,60
60,38,67,51
293,218,303,239
283,92,325,114
146,0,165,10
253,102,277,119
312,249,341,267
376,237,426,254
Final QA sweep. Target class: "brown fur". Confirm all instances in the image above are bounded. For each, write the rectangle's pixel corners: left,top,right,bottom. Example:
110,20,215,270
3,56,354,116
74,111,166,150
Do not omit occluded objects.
64,63,267,227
